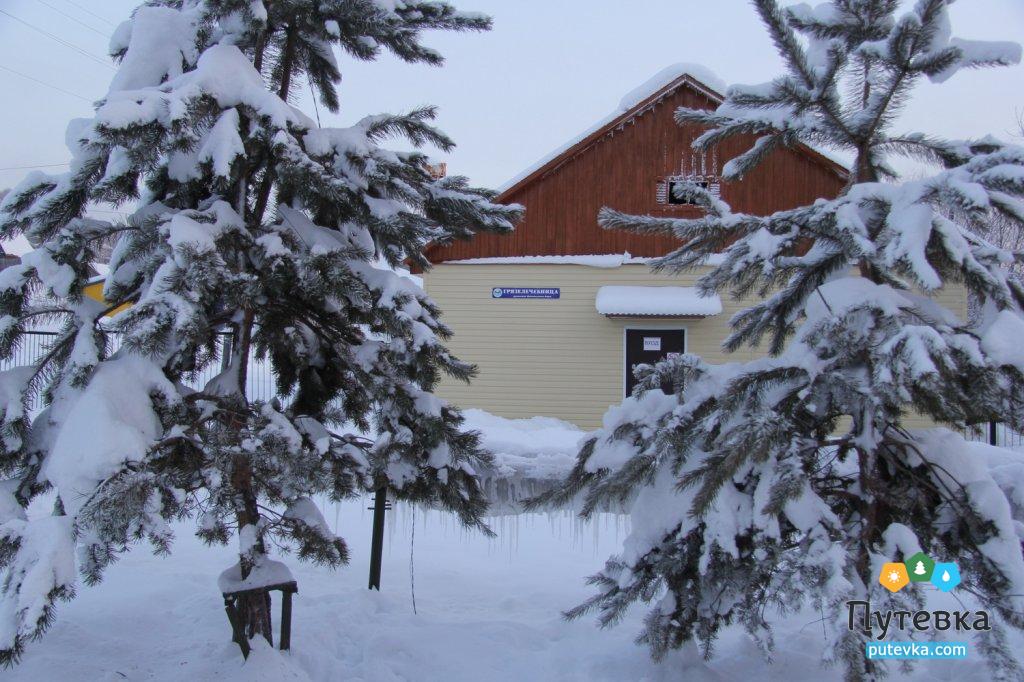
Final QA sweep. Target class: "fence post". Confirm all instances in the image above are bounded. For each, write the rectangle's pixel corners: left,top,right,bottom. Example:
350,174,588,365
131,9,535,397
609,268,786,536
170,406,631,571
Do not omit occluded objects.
220,330,233,373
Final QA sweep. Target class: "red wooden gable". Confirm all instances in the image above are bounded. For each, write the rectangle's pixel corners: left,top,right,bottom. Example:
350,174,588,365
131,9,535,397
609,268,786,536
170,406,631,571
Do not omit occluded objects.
426,73,848,264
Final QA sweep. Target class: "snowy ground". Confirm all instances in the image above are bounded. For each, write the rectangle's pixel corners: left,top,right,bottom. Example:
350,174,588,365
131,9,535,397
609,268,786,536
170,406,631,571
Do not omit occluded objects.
6,412,1017,680
5,498,1011,682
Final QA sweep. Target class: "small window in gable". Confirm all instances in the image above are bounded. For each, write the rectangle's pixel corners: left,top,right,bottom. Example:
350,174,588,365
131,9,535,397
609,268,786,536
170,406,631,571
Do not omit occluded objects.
657,147,721,206
668,178,709,204
657,175,720,205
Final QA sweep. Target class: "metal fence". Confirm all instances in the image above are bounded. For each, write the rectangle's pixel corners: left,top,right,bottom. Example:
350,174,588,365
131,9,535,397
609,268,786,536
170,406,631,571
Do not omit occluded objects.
965,421,1024,449
2,329,58,369
0,330,281,412
3,330,1023,450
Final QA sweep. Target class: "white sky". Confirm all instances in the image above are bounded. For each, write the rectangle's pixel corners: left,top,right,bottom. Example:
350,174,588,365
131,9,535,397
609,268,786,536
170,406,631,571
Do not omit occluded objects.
0,0,1021,198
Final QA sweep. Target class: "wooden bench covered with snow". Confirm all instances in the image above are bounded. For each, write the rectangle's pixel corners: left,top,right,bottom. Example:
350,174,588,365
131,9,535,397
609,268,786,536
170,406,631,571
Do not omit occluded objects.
219,559,298,657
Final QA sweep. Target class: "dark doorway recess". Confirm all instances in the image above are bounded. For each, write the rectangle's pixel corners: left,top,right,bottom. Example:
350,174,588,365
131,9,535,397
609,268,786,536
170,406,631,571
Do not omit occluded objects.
625,328,685,397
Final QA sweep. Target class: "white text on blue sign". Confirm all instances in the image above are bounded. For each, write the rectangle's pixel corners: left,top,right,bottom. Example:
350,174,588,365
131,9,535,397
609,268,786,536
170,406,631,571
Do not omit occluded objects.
491,287,560,299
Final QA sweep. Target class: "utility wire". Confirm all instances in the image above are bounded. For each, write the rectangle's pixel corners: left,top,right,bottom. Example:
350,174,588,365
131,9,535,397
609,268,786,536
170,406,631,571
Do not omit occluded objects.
36,0,108,38
61,0,115,28
0,163,69,172
0,64,93,103
0,8,114,71
409,505,418,615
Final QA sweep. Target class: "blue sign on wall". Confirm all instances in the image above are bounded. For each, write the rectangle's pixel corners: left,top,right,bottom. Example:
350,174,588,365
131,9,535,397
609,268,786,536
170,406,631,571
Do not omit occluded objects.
491,287,560,299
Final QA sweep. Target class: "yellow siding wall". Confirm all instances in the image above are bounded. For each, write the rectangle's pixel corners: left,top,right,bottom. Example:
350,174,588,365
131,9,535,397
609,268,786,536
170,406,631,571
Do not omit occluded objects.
426,263,756,430
424,263,969,431
903,280,969,430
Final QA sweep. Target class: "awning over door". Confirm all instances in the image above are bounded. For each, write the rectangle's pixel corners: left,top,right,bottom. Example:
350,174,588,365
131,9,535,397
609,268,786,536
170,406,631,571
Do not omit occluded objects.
595,285,722,318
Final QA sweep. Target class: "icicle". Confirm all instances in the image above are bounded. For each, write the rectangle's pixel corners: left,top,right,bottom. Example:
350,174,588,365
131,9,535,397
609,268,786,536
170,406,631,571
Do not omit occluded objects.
409,504,417,615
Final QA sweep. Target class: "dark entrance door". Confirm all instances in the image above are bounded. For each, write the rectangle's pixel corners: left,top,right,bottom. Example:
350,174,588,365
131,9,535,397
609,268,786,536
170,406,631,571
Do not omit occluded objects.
625,328,685,397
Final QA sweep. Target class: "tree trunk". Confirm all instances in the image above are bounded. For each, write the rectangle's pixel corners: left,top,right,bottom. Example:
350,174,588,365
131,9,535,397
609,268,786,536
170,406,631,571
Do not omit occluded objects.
232,453,274,646
855,447,877,583
237,590,273,646
854,435,879,679
224,16,294,648
849,144,884,680
228,308,272,646
253,18,299,227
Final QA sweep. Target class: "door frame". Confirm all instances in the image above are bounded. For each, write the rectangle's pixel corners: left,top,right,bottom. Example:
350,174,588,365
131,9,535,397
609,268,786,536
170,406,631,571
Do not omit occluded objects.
622,323,688,397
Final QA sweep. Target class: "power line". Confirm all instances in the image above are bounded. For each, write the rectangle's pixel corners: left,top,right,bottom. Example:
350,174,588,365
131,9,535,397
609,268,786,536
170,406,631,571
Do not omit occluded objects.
0,163,70,172
61,0,116,28
0,64,93,103
0,8,114,71
36,0,108,38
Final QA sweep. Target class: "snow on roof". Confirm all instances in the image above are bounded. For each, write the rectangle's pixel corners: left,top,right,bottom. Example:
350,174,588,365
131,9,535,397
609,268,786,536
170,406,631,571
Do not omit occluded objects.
496,63,725,194
595,285,722,317
617,63,725,111
444,252,728,268
447,253,649,268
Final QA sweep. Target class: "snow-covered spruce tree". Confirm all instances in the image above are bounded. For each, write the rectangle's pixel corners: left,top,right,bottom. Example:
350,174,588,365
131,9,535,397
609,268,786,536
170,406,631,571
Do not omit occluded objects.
0,0,520,663
535,1,1024,679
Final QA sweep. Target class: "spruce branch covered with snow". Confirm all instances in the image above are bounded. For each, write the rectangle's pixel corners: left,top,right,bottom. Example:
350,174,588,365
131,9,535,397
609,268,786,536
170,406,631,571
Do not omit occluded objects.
0,0,520,664
541,1,1024,678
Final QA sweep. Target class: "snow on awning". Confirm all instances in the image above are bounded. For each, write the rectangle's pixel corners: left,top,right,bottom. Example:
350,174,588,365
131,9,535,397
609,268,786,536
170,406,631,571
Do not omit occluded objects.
595,286,722,318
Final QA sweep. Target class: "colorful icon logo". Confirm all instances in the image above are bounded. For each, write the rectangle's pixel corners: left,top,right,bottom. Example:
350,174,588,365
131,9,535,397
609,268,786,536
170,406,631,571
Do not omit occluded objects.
931,563,961,592
879,562,910,593
877,555,960,593
905,552,935,582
